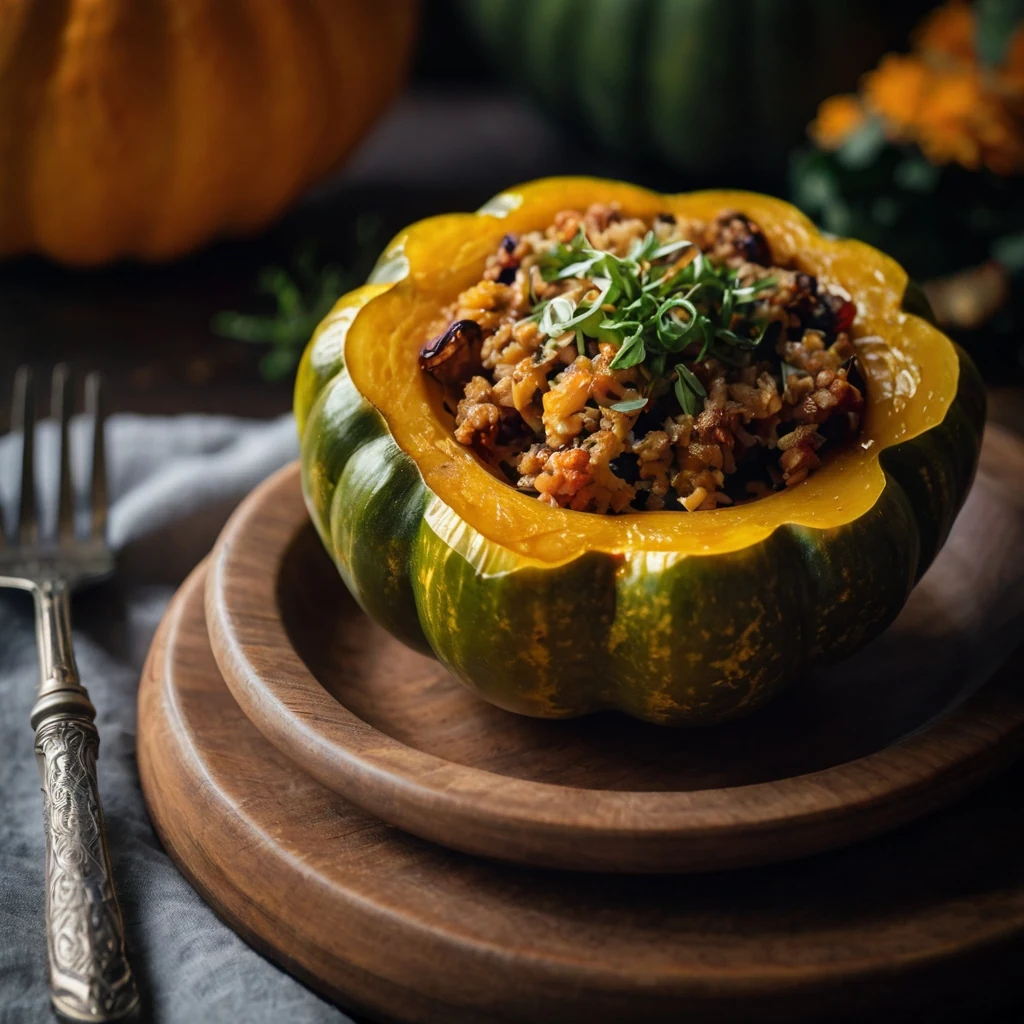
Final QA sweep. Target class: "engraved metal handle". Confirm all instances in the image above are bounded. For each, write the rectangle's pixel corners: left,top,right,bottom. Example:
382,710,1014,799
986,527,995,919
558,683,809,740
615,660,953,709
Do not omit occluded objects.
31,580,139,1022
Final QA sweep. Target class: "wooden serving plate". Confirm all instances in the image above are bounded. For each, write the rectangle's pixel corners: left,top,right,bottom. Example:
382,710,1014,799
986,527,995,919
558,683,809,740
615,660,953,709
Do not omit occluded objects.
204,428,1024,872
139,561,1024,1023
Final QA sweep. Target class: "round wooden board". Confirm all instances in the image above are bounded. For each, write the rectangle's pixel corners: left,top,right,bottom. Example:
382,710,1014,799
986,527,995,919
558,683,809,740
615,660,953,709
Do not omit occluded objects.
139,561,1024,1024
205,428,1024,872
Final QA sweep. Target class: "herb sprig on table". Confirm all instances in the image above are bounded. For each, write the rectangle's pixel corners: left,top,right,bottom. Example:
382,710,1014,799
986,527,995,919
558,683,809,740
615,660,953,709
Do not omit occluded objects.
533,227,775,415
212,213,385,382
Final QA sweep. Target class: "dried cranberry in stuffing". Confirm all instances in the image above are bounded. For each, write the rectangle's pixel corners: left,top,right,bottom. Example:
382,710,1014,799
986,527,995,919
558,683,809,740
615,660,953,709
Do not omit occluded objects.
760,320,782,349
796,290,854,338
719,213,771,265
833,299,856,332
795,273,818,296
493,233,521,283
742,234,771,266
496,414,531,447
632,402,667,439
610,452,641,485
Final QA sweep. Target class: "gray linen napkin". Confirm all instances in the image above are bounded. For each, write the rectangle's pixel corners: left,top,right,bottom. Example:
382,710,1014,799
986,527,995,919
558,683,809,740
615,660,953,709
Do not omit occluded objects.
0,413,354,1023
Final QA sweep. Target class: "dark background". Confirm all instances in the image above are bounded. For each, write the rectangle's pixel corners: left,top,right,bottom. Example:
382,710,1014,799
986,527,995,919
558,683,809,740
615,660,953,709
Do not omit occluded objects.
3,2,1019,429
0,6,535,419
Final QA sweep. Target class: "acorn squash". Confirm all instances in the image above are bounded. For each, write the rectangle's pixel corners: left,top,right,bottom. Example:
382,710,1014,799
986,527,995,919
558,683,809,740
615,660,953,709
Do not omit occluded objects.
295,177,985,726
0,0,417,264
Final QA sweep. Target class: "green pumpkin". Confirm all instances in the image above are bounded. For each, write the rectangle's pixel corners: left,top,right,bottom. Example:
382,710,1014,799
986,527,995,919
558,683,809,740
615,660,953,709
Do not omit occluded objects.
295,178,984,727
458,0,932,179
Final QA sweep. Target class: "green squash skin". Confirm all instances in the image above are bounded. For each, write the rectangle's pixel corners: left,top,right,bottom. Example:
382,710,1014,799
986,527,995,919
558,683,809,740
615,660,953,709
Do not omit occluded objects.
296,297,985,727
877,349,985,575
458,0,932,178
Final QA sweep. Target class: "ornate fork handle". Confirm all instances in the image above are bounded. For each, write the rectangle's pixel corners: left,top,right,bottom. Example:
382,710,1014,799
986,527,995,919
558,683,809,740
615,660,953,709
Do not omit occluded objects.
31,580,139,1022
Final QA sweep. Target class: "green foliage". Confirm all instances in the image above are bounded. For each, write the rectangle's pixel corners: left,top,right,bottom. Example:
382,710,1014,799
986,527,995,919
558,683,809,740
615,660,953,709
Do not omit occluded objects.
212,213,385,382
791,138,1024,282
975,0,1024,67
993,230,1024,273
791,132,1024,374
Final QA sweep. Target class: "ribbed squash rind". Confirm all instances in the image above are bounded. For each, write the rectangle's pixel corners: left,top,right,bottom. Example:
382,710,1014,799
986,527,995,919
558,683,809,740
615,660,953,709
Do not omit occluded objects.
296,180,984,726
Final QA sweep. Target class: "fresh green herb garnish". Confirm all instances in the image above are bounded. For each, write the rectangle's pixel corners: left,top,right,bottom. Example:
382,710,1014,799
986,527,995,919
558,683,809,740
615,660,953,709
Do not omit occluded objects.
609,397,649,413
673,362,707,416
534,226,775,414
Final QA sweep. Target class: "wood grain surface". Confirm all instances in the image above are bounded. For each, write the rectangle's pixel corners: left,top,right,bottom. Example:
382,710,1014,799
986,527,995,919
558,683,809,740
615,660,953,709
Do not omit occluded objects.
204,428,1024,872
139,561,1024,1023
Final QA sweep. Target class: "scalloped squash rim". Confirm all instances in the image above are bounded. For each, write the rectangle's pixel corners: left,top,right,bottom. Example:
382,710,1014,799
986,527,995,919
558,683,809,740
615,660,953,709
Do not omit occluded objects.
312,177,960,565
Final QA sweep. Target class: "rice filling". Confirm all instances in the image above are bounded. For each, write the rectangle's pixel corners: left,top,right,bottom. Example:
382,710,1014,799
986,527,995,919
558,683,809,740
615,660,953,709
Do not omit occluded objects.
420,202,866,514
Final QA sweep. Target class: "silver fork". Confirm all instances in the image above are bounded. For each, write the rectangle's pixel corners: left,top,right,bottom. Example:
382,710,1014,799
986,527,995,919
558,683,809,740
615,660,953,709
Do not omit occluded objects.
1,366,139,1022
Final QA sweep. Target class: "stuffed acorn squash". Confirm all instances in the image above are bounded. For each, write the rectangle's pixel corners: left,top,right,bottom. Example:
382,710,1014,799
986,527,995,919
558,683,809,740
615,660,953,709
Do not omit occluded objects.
295,178,984,726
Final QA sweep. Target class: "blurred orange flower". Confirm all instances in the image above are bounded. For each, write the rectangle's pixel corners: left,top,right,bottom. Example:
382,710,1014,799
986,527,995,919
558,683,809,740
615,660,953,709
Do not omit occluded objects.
810,0,1024,175
810,95,867,150
917,69,1024,172
863,55,933,135
915,0,975,63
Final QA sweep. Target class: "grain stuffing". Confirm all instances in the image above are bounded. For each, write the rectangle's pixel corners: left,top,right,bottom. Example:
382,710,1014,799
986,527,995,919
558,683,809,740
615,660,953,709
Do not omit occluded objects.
419,203,866,513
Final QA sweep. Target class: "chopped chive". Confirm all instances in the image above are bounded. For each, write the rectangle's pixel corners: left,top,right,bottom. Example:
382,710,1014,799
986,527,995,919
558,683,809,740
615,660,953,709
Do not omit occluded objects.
532,222,777,415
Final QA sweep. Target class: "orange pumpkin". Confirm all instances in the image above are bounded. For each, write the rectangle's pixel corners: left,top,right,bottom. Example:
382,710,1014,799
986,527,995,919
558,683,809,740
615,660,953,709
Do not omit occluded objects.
0,0,418,264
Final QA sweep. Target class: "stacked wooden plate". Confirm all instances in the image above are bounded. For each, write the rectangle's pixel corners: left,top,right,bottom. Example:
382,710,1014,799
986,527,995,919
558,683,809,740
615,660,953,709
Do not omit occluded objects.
138,429,1024,1023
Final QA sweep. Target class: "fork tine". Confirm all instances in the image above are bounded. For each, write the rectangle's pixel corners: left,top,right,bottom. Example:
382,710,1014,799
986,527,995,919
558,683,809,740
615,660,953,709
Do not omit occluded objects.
14,366,37,545
52,364,75,544
85,372,108,541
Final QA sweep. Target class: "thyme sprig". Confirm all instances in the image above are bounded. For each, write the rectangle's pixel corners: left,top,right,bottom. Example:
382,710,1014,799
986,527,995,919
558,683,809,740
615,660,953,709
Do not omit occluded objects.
534,226,775,414
212,213,385,382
